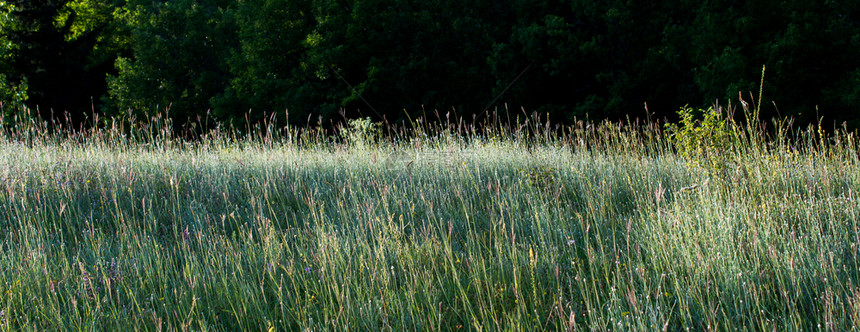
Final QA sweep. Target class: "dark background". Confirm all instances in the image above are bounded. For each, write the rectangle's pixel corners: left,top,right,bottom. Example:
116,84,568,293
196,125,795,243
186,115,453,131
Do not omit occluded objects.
1,0,859,130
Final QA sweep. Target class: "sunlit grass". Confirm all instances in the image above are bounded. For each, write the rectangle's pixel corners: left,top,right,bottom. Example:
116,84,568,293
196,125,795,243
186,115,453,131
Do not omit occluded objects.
0,111,857,330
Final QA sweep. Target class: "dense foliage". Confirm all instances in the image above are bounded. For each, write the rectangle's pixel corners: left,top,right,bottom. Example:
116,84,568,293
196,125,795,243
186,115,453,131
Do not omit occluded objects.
1,0,860,128
0,0,122,122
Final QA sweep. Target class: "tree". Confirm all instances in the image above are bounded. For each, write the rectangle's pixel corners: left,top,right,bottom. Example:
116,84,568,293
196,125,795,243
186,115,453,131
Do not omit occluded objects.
0,0,121,122
301,0,509,123
487,1,691,122
106,0,237,126
680,0,860,127
0,2,28,113
210,0,314,125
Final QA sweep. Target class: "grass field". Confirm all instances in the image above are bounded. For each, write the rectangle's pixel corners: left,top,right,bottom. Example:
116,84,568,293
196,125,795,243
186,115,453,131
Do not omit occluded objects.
0,111,858,330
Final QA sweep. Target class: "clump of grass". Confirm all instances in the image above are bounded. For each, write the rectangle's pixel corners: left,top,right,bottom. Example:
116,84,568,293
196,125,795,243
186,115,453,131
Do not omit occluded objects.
0,105,857,330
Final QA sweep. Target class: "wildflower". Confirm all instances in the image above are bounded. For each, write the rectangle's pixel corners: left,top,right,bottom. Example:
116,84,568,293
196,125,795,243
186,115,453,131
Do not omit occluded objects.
304,267,312,274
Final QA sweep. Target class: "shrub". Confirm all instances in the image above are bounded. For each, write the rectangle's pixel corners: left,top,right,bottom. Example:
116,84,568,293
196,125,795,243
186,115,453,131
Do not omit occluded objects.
341,117,381,148
665,105,737,173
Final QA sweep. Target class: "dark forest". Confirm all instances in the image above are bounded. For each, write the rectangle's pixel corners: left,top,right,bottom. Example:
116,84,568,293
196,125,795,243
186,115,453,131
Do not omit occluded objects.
2,0,859,129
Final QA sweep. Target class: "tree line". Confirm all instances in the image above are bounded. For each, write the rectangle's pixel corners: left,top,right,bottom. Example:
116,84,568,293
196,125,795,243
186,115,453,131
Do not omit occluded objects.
1,0,859,130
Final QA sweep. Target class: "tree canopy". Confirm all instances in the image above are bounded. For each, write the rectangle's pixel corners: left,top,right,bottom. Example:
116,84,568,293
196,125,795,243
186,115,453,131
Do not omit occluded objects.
0,0,122,122
1,0,859,129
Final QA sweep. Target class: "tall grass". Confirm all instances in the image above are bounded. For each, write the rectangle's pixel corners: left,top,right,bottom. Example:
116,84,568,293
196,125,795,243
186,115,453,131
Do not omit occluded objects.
0,107,858,330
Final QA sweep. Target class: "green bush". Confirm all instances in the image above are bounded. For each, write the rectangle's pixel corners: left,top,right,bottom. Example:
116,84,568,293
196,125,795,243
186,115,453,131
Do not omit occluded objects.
341,117,381,148
665,105,737,173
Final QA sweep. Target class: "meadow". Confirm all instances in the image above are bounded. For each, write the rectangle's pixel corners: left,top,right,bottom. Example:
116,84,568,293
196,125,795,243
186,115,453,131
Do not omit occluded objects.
0,108,858,330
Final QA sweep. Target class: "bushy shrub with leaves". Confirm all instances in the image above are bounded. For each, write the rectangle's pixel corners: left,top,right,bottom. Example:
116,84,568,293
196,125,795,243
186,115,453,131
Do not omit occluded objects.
665,106,737,173
341,117,381,148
